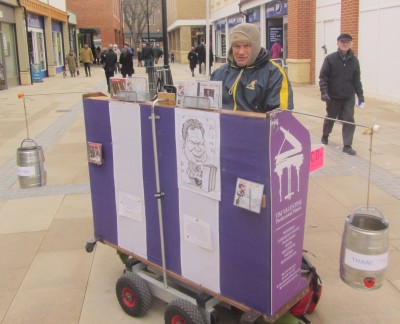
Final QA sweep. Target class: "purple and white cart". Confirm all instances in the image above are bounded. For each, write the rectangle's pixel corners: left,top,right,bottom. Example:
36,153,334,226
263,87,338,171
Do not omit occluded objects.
83,93,312,323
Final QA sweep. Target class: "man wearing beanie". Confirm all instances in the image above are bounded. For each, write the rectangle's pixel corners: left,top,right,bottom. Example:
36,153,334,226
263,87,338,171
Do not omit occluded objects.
319,33,364,156
211,23,293,112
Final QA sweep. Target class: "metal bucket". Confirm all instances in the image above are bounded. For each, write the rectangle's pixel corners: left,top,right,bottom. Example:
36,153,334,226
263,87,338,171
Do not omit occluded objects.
16,138,47,189
340,206,389,289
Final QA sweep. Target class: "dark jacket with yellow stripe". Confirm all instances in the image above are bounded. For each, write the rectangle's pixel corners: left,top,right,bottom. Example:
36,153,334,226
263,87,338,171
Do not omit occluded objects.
211,48,293,112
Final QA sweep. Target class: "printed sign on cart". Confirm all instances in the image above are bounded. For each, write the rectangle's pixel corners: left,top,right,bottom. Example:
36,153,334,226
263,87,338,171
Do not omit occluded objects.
309,144,324,172
269,111,311,313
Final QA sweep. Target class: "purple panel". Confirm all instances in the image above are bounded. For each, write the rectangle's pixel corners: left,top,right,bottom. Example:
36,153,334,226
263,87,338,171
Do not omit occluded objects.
270,111,311,313
219,113,272,314
83,99,117,245
140,104,181,275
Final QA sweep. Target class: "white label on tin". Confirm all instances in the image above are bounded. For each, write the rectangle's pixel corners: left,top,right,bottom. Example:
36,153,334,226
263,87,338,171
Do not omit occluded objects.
17,166,36,176
345,249,388,271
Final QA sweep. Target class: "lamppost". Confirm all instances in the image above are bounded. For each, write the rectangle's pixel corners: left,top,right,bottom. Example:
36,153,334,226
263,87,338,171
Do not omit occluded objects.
146,0,150,43
161,0,169,67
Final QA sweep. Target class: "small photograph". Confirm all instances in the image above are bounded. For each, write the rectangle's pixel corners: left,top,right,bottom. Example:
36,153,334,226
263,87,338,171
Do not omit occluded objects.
203,88,215,99
233,177,264,213
87,142,103,165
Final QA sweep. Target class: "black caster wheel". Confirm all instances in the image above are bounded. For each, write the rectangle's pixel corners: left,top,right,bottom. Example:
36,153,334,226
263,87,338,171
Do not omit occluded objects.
85,239,97,253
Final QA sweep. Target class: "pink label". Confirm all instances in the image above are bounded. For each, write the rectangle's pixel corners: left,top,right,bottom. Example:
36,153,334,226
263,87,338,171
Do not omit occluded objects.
310,145,324,172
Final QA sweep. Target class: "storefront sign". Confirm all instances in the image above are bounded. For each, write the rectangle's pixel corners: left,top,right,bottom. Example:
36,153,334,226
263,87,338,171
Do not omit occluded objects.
266,0,288,18
216,20,226,31
31,64,43,82
228,15,244,28
27,13,44,29
246,7,260,23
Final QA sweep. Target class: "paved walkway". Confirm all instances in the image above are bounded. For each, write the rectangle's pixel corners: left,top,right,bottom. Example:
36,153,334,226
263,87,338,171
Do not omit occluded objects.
0,63,399,324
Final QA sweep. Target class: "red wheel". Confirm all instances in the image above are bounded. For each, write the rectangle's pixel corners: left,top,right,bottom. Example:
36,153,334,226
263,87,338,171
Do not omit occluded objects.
116,271,151,317
165,299,207,324
121,286,136,308
171,314,186,324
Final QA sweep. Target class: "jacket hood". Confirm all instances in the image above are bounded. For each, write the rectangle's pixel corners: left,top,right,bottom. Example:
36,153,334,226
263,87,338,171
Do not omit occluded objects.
228,23,262,67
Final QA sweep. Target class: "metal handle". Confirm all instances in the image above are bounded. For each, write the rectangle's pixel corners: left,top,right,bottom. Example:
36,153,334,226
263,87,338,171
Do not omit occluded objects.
349,206,386,224
20,138,38,148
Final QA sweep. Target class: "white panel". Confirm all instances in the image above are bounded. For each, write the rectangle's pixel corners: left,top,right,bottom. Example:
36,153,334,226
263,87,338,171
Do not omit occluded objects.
316,0,341,22
315,0,341,84
359,4,400,101
359,10,379,97
361,0,400,10
179,190,220,293
110,101,148,259
315,19,340,84
48,0,67,12
376,6,400,100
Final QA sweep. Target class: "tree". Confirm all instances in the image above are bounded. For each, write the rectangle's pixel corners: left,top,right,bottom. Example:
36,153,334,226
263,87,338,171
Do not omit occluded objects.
122,0,161,50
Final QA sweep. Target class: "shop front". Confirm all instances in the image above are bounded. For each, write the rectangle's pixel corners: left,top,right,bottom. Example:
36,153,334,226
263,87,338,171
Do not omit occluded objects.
214,20,226,63
0,3,18,89
266,0,288,60
27,13,47,77
52,20,64,74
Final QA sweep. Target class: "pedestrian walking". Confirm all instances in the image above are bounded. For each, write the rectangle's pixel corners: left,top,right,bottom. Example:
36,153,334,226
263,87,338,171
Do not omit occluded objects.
119,43,135,78
80,43,94,77
137,48,143,67
187,47,198,77
103,45,117,93
113,44,121,73
152,43,161,64
195,42,205,74
319,33,364,156
141,43,154,72
65,49,78,77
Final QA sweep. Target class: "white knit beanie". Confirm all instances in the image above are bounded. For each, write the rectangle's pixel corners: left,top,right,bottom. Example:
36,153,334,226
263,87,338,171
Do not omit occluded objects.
228,23,261,66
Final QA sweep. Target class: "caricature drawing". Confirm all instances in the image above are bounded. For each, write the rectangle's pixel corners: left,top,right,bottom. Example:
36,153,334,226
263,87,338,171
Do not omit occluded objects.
181,118,217,192
182,118,207,186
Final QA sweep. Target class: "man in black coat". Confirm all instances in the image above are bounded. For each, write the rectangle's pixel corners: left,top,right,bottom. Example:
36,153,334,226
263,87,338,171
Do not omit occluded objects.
195,42,205,74
103,45,117,93
319,33,364,156
141,43,154,72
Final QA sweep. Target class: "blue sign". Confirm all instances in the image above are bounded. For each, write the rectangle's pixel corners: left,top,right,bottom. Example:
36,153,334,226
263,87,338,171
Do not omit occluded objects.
247,8,260,23
228,15,244,28
31,64,43,82
27,13,44,29
268,26,283,52
216,20,226,31
266,0,288,18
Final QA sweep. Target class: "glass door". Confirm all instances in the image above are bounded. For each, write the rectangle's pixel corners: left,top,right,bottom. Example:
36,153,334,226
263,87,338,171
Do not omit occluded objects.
0,32,7,90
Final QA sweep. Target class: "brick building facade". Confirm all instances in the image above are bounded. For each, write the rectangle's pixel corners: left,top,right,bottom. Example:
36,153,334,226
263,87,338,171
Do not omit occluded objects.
66,0,123,51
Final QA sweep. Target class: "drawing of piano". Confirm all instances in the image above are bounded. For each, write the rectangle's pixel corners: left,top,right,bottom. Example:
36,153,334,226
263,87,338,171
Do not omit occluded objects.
274,126,304,202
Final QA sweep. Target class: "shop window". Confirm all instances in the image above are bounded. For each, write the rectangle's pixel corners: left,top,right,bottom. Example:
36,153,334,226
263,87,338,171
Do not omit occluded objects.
52,31,63,66
28,29,47,71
